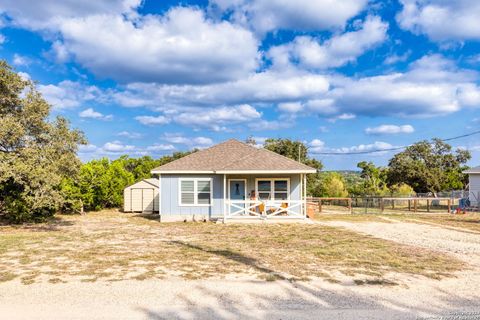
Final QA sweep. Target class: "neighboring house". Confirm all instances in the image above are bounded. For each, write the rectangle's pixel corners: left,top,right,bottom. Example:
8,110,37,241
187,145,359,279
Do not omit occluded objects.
124,178,159,213
464,166,480,206
150,139,317,221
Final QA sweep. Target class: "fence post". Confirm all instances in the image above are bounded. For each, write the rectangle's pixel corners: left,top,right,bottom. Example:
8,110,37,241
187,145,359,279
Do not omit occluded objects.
381,198,385,213
348,198,352,213
318,199,322,213
414,199,418,212
408,200,411,211
427,199,430,212
447,199,451,213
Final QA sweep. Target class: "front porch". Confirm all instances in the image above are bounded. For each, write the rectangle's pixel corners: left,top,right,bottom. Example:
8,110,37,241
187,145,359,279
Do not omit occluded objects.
222,174,307,221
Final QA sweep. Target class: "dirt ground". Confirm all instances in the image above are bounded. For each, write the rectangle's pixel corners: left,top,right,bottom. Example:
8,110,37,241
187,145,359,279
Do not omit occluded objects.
1,211,480,319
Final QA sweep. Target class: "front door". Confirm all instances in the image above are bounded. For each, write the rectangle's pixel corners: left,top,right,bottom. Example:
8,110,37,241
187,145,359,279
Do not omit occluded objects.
229,180,246,215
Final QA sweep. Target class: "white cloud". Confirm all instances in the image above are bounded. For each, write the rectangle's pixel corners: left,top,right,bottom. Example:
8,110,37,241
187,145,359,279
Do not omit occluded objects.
328,54,480,117
38,80,105,110
12,53,30,66
79,108,113,120
117,131,143,139
0,0,141,30
163,134,213,147
278,102,303,113
135,115,171,126
78,144,98,153
146,144,175,152
268,16,388,70
55,7,259,85
211,0,368,33
174,104,261,131
311,141,396,155
327,113,356,122
17,71,31,81
193,137,214,146
309,139,325,153
103,141,137,153
397,0,480,42
384,50,411,65
365,124,415,135
113,70,330,108
79,140,177,158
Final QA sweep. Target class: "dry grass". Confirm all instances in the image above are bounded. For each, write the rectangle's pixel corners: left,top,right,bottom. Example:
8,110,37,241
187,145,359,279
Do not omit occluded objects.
315,213,392,223
386,213,480,233
0,210,463,284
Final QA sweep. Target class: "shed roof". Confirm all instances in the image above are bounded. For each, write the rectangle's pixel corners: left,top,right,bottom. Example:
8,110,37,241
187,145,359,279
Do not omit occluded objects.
464,166,480,174
125,178,158,189
151,139,317,174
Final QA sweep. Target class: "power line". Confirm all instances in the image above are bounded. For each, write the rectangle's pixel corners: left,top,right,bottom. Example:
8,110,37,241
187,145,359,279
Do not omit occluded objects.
314,129,480,155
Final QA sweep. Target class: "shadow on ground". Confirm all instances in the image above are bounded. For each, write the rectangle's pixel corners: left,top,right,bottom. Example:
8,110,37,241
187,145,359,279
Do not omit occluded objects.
136,278,480,320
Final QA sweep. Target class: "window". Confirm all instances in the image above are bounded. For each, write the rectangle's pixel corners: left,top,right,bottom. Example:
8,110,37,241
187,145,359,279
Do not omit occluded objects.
257,180,271,200
180,178,212,206
256,179,289,200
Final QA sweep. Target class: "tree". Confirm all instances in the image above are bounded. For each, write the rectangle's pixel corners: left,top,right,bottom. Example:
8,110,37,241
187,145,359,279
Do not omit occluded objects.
0,61,86,222
263,138,323,170
387,139,471,193
389,183,415,196
311,172,348,197
245,136,256,146
356,161,389,196
61,151,196,212
263,138,323,196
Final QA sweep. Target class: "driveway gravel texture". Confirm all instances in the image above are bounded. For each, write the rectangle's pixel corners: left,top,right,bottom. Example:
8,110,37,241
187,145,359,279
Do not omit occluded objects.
2,219,480,319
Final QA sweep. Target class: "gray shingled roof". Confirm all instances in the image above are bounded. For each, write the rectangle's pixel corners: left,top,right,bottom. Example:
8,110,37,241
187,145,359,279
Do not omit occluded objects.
465,166,480,174
151,139,317,173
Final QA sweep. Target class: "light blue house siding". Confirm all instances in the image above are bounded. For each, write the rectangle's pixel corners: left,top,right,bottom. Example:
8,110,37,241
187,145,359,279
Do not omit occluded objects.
160,174,225,217
159,174,302,217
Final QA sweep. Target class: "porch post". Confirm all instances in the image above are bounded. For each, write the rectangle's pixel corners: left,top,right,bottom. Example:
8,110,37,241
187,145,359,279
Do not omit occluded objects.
223,174,227,223
158,174,162,221
303,173,307,218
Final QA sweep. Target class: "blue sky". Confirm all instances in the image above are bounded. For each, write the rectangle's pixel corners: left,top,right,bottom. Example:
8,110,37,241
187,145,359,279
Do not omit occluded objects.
1,0,479,170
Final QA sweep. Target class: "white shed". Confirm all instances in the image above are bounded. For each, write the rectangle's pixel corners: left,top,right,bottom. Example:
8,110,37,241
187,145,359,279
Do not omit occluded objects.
124,178,159,213
465,166,480,206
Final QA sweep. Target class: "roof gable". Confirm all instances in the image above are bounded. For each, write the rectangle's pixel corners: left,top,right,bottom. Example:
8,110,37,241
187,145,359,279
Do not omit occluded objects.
151,139,317,173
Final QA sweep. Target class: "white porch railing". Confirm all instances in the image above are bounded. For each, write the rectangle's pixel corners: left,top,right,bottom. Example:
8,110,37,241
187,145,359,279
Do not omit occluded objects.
224,199,305,220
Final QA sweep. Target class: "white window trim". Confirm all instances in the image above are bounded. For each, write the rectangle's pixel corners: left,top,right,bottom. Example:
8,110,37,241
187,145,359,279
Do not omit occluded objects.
178,178,213,207
255,178,290,201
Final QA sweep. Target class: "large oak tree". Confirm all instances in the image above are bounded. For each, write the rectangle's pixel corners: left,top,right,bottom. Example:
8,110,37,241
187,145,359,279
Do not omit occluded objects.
387,139,471,194
0,61,86,222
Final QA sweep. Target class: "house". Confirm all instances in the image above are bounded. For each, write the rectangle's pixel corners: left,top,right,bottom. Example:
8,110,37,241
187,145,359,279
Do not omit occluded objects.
123,179,159,213
464,166,480,206
150,139,317,221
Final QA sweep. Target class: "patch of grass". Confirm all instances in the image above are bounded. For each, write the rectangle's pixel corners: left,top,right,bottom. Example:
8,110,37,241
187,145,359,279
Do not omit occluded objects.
0,272,17,282
354,279,397,286
0,211,464,284
315,214,392,223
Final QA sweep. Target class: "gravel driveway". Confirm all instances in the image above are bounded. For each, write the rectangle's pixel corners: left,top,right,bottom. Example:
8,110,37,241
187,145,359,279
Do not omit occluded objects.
319,220,480,264
1,276,480,320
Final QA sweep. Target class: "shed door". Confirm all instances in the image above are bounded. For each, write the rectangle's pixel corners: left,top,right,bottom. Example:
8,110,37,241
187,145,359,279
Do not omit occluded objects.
142,189,155,212
131,189,143,212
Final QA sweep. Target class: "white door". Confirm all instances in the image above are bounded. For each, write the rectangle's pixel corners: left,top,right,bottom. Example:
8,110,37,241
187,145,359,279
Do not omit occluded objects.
131,189,143,212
